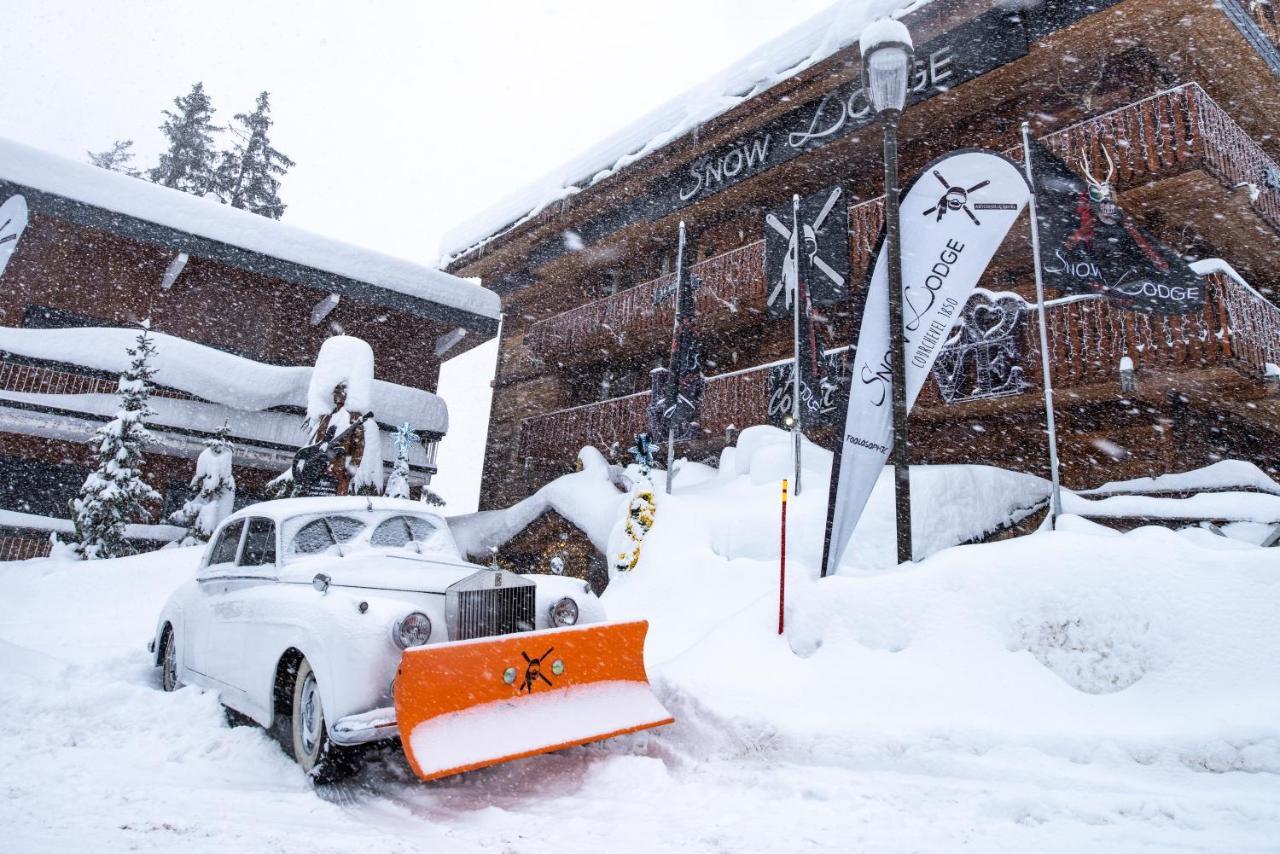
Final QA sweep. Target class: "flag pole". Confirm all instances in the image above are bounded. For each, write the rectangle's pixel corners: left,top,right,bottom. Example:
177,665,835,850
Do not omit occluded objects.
1021,121,1063,527
790,194,803,496
666,221,686,495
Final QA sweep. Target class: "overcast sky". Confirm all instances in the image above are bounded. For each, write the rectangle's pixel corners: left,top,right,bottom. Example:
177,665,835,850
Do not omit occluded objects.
0,0,832,510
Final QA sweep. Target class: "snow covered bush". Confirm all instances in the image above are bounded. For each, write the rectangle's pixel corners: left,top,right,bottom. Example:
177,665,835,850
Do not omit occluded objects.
67,325,161,559
384,423,414,500
169,425,235,545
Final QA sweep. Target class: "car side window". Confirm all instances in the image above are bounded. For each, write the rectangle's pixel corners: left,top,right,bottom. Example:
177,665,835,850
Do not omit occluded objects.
240,518,277,567
209,520,245,565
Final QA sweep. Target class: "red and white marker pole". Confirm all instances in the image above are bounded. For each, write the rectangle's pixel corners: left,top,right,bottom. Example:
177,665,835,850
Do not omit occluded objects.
779,478,788,636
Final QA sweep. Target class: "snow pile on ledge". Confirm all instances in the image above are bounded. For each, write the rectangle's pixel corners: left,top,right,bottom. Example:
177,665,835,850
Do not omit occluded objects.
306,335,375,421
449,447,627,558
1082,459,1280,496
0,326,447,433
0,136,499,320
439,0,929,263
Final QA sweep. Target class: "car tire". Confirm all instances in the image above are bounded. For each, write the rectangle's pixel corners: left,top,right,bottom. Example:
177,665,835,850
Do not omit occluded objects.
288,658,356,783
160,626,180,692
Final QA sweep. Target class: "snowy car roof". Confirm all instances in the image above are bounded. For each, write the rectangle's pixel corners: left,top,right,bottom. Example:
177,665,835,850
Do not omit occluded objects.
0,136,500,328
438,0,930,264
225,496,448,526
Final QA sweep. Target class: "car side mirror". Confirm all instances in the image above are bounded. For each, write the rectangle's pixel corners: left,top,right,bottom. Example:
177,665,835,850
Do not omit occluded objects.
312,573,331,594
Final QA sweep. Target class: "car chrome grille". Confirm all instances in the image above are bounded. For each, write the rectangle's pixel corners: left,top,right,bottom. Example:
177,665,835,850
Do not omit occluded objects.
445,570,536,641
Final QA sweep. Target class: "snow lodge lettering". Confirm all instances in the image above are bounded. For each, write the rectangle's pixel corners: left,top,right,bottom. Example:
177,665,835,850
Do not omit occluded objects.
679,136,773,202
658,10,1024,213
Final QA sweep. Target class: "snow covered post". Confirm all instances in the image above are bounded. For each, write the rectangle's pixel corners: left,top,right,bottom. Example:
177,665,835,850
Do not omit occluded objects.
170,424,236,545
68,322,161,559
385,422,415,499
779,478,788,636
790,194,803,496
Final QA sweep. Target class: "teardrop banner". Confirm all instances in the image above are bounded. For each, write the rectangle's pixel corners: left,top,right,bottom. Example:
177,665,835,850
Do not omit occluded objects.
821,150,1030,577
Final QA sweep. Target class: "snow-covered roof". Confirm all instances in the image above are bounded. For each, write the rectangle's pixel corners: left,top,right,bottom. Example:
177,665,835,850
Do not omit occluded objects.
0,136,500,323
0,326,449,434
439,0,927,263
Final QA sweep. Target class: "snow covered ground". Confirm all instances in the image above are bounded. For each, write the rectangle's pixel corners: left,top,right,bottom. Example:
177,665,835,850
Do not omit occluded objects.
2,435,1278,851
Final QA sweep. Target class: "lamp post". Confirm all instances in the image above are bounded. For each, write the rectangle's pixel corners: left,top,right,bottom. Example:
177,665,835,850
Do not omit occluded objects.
861,19,915,565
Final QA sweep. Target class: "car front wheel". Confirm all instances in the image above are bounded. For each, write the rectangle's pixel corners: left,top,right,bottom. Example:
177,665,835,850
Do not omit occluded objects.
289,658,355,782
160,627,180,692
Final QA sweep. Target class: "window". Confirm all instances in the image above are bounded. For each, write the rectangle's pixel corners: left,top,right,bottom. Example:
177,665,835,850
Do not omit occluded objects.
209,520,245,565
370,514,438,549
289,515,364,556
240,518,276,567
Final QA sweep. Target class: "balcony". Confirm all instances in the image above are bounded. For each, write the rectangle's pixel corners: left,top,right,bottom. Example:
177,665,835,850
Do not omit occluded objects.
516,272,1280,463
522,83,1280,368
525,240,766,359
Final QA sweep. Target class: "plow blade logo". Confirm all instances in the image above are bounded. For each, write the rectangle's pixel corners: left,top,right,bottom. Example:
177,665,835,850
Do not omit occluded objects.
394,620,672,781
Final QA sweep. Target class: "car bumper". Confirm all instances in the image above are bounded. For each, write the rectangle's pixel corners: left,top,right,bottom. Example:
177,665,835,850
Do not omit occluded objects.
330,706,398,746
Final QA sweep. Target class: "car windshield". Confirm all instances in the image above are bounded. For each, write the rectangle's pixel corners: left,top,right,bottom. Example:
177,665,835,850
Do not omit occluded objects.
281,510,457,563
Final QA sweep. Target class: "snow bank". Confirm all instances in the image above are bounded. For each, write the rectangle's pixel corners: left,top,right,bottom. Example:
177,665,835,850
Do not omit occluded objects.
440,0,931,262
579,429,1280,777
448,446,626,557
0,326,447,433
0,137,499,320
1064,491,1280,523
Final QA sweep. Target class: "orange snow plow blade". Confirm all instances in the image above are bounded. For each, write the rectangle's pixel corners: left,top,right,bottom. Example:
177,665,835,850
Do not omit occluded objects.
393,620,672,781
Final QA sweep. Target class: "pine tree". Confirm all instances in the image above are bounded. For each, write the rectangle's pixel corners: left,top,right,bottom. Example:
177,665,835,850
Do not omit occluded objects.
170,424,236,546
69,324,161,559
149,82,218,195
384,423,414,499
213,91,295,219
88,140,140,177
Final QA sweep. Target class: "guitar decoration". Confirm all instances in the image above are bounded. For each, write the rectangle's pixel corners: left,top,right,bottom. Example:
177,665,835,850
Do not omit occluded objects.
289,411,375,496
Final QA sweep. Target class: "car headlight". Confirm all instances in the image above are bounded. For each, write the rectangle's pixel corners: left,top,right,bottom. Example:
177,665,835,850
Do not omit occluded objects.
392,612,432,649
549,597,579,627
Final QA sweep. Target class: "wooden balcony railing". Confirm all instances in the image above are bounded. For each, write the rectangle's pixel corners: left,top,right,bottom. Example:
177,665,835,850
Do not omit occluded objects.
518,273,1280,462
523,84,1280,364
525,240,766,357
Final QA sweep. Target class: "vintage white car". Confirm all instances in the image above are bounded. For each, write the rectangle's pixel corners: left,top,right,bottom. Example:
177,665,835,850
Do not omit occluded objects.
149,497,643,781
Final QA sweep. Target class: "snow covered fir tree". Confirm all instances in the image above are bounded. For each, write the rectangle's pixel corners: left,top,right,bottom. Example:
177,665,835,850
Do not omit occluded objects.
213,91,294,219
169,424,236,546
67,324,161,560
89,84,293,218
148,82,219,195
384,422,415,499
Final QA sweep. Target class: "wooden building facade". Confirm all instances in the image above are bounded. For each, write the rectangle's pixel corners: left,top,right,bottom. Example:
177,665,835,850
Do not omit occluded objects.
447,0,1280,513
0,139,500,557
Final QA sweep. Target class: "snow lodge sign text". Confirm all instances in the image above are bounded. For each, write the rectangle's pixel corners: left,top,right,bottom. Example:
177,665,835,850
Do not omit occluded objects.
651,10,1027,212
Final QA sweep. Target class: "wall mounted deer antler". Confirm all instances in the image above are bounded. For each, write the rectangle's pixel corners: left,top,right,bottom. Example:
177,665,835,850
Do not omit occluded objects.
1080,144,1117,202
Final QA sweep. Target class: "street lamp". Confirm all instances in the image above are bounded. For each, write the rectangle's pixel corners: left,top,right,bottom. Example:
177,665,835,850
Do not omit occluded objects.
861,18,915,565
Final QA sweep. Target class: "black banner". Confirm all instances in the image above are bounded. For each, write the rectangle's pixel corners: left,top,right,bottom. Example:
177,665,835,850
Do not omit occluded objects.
765,186,850,319
648,253,704,441
1031,141,1204,314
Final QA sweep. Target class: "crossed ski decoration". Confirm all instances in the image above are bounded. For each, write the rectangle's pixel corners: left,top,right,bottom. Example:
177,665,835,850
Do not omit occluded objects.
518,646,555,694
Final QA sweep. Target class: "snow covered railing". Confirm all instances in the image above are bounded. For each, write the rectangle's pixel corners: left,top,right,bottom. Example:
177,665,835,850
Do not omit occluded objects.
1015,82,1280,235
525,240,766,358
521,272,1280,461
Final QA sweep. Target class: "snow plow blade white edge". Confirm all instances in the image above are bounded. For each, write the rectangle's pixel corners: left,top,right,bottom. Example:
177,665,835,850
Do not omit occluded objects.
394,619,672,781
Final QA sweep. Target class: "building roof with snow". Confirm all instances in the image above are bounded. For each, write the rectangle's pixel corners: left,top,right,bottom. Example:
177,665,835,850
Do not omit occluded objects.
0,136,500,331
439,0,931,265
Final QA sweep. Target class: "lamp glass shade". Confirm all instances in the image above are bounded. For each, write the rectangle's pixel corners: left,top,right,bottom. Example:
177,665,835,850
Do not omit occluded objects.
865,44,912,114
